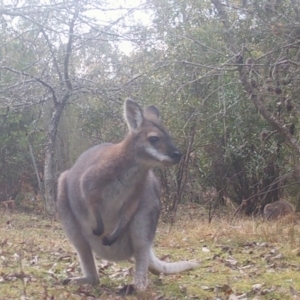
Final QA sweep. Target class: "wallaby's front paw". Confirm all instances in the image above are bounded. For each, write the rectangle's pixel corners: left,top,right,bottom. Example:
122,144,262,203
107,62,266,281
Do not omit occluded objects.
92,227,104,236
102,235,114,246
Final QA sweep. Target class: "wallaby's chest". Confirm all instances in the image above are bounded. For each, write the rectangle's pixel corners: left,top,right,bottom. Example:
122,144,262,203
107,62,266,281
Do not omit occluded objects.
103,164,141,197
99,165,146,223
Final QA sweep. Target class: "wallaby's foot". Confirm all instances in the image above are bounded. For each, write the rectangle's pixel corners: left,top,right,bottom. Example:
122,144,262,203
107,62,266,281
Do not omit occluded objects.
118,284,135,296
62,276,99,286
92,227,104,236
134,275,148,291
102,235,116,246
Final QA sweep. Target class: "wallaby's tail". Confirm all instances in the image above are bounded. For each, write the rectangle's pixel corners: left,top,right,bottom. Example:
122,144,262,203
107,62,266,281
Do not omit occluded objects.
148,248,200,275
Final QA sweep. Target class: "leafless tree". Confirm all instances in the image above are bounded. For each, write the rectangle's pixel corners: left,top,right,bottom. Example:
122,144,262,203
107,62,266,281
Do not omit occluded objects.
0,0,140,214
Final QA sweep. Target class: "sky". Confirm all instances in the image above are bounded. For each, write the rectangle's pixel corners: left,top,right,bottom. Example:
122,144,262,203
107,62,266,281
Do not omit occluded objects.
92,0,152,54
3,0,152,54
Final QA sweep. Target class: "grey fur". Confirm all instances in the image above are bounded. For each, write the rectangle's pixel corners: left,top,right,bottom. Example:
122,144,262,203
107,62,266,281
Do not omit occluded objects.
264,199,294,220
56,99,199,291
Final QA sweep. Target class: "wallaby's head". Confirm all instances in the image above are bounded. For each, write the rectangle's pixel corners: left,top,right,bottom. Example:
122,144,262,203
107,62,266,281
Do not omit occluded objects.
124,98,182,166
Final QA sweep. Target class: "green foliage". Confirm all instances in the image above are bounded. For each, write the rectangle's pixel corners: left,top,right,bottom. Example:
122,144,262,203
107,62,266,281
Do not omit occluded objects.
124,0,300,214
0,108,43,201
77,100,125,144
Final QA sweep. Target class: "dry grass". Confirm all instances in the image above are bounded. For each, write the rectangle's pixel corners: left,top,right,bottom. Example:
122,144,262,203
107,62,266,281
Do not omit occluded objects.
1,205,300,299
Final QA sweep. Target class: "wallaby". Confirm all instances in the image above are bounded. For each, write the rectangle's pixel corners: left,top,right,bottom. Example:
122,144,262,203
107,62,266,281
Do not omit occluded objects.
264,200,294,220
57,99,199,291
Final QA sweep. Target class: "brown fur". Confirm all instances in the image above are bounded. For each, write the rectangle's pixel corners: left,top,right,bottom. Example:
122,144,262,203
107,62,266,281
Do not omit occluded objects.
56,99,200,290
264,200,294,220
80,139,150,245
59,99,181,247
55,99,200,291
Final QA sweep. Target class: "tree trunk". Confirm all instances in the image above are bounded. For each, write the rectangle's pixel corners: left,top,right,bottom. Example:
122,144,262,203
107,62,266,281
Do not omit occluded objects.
44,101,67,215
43,8,76,215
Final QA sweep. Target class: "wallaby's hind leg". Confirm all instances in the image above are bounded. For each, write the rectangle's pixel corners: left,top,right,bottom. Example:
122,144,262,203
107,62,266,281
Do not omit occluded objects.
62,219,99,284
57,172,99,285
60,215,99,285
133,247,150,291
117,247,150,293
130,219,153,290
63,241,99,286
130,188,160,291
60,211,99,285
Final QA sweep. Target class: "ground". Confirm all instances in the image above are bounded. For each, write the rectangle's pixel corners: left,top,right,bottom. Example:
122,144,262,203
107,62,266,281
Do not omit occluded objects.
1,205,300,300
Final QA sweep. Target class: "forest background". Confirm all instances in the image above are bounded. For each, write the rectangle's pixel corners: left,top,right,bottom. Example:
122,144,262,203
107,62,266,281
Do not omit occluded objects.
1,0,300,220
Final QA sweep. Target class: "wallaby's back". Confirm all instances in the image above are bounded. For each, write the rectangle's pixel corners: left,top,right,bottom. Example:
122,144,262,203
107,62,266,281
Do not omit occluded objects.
264,200,294,220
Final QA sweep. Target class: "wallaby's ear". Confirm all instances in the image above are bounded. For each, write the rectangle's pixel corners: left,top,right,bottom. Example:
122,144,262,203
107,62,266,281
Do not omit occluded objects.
144,105,160,122
124,98,144,132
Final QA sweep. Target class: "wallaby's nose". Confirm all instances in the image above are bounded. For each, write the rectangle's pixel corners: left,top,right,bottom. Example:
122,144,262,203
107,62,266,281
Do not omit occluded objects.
173,151,182,163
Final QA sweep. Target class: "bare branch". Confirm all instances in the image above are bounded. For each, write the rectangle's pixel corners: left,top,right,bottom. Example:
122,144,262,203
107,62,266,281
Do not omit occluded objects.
41,28,63,83
1,66,58,105
63,3,79,92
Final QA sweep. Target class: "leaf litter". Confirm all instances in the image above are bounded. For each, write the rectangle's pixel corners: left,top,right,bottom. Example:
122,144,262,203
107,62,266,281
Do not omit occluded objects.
1,209,300,299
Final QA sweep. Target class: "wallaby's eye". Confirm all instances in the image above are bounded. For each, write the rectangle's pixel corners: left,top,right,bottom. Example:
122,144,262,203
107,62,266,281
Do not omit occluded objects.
148,136,159,144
